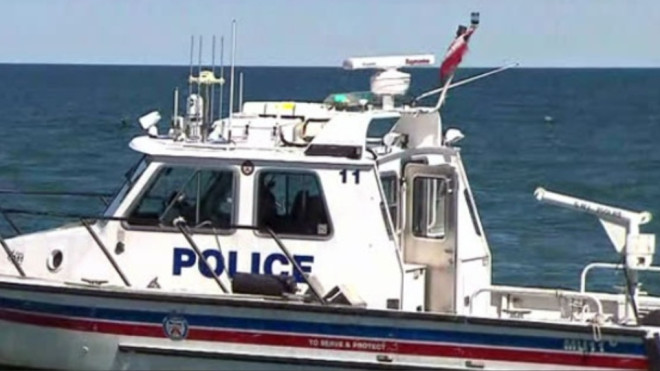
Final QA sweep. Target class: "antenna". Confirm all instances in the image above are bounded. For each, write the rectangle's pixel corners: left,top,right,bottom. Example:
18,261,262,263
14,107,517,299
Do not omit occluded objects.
210,35,216,123
197,35,203,96
219,36,225,120
171,87,181,139
228,20,237,131
173,87,179,119
188,35,194,96
239,72,244,112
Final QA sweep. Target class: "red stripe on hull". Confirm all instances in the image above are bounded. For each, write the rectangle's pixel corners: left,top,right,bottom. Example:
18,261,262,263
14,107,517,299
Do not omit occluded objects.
0,308,647,370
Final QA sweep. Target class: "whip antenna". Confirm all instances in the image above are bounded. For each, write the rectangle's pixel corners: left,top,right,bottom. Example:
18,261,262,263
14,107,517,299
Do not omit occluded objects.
218,36,225,121
188,35,194,96
239,72,244,112
197,36,203,96
228,20,237,131
210,35,217,123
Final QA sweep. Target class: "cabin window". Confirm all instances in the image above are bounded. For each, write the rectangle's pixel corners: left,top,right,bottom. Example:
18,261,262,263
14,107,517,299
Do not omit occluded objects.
128,166,234,229
412,176,448,239
367,117,399,139
256,170,331,237
366,116,399,145
380,174,399,229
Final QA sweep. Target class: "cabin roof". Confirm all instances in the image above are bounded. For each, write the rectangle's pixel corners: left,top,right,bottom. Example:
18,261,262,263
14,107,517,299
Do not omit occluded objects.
129,104,409,166
128,136,377,166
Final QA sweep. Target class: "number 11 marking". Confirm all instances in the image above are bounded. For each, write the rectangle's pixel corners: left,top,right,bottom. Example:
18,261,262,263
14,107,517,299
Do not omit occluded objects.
340,169,360,184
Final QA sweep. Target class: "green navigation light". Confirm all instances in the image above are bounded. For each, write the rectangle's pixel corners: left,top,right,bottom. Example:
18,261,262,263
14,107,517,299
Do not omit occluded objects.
334,94,348,103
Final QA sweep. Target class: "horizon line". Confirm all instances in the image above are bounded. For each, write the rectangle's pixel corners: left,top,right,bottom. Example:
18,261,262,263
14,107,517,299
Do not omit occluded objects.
0,61,659,69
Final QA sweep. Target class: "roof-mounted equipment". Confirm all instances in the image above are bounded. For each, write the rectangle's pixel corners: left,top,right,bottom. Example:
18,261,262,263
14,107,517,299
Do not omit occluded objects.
343,54,435,109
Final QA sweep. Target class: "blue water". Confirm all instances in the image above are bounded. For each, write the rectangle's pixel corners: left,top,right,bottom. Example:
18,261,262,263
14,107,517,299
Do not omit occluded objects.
0,64,659,294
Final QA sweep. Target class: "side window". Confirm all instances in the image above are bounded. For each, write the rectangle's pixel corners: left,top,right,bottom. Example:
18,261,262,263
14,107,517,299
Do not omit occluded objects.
128,167,234,229
366,117,399,143
412,177,448,239
257,170,331,237
380,174,399,229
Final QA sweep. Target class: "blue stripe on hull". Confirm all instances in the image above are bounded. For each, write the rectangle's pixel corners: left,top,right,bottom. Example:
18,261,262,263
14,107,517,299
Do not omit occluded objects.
0,295,646,356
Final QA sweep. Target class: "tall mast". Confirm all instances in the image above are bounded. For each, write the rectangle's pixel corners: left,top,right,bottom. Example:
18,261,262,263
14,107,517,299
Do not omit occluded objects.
228,20,237,131
219,36,224,119
197,35,203,96
210,35,217,123
188,35,194,96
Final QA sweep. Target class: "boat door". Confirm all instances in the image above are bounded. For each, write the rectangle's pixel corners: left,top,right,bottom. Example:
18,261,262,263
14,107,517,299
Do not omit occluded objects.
403,163,458,313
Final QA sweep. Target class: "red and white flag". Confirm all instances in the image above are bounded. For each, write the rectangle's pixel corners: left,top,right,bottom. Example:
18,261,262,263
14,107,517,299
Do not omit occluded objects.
439,22,478,84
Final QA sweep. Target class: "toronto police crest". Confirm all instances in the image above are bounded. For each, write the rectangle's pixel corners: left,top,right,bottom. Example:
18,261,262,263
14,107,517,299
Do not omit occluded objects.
162,313,189,341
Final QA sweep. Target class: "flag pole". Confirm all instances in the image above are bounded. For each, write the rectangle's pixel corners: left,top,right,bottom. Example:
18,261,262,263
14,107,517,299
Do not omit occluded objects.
430,11,480,113
432,75,454,112
415,62,518,103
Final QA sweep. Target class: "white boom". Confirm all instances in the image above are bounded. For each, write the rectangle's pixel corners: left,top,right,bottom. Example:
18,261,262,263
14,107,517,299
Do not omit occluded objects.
534,188,652,227
534,187,655,270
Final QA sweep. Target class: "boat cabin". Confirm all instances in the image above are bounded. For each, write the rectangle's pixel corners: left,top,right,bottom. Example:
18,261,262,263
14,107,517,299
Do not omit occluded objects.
0,55,493,317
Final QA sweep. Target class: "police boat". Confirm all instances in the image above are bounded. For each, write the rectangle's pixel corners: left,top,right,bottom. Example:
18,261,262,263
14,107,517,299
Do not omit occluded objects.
0,36,659,371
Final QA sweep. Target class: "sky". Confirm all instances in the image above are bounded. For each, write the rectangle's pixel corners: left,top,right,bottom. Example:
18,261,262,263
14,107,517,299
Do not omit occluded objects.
1,0,659,68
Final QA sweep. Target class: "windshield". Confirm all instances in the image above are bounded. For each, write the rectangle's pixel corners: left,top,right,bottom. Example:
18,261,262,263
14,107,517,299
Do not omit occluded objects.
103,155,149,216
127,166,235,229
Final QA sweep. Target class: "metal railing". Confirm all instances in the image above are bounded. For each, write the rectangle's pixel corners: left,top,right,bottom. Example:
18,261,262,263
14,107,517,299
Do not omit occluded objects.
0,189,114,235
0,206,326,305
174,217,230,294
580,262,660,293
470,286,604,319
0,189,112,205
0,208,135,286
173,217,326,304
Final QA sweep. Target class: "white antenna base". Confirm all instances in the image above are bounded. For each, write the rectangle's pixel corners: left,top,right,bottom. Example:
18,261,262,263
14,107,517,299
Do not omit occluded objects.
370,69,410,97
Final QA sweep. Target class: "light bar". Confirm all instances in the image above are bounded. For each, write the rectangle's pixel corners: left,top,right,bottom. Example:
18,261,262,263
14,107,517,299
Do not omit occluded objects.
343,54,435,70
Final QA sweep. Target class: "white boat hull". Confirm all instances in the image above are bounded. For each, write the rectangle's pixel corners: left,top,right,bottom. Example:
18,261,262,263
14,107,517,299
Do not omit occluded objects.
0,279,651,370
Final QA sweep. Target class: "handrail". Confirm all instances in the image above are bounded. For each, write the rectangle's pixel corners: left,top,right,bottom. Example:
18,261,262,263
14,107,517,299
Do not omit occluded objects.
0,208,134,286
0,232,25,277
470,286,604,319
0,209,21,235
0,189,113,198
174,220,325,303
81,219,131,287
0,190,115,236
0,207,326,304
581,263,623,293
0,189,113,208
0,208,153,224
174,217,229,294
580,262,660,292
261,225,326,305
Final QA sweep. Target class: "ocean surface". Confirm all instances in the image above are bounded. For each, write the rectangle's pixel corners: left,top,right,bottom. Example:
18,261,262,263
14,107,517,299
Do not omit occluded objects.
0,64,659,294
